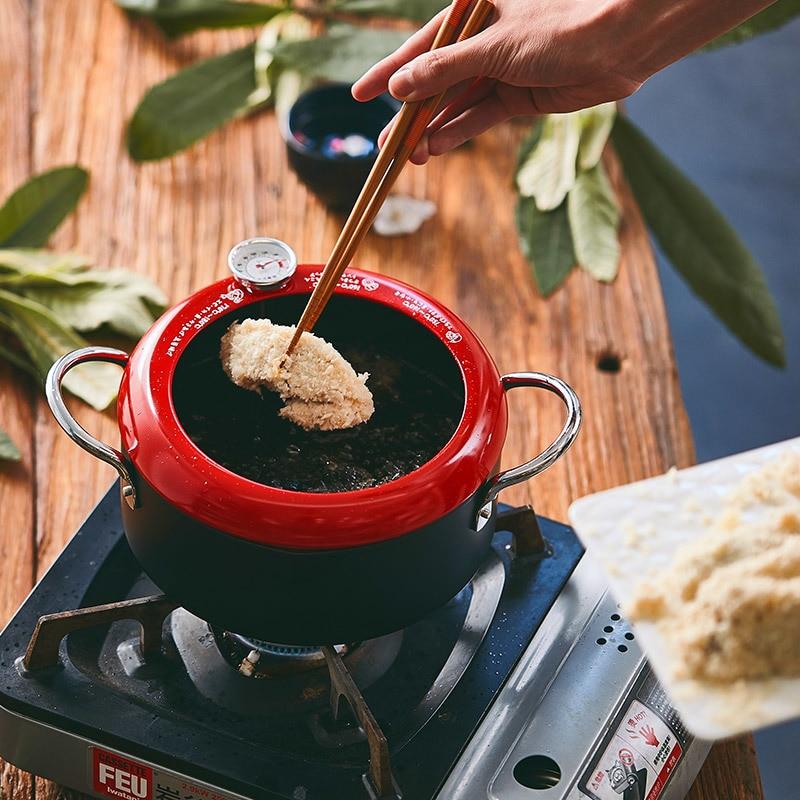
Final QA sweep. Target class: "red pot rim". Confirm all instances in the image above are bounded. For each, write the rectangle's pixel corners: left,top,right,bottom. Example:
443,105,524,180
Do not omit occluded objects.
118,266,507,549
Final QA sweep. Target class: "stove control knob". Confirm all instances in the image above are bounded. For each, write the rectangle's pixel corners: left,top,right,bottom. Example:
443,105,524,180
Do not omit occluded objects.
228,237,297,290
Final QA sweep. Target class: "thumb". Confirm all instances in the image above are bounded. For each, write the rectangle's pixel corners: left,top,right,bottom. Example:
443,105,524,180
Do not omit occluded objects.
388,35,488,102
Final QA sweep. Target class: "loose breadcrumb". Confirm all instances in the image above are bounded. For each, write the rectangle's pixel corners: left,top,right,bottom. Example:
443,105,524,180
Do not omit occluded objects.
220,318,374,431
628,451,800,683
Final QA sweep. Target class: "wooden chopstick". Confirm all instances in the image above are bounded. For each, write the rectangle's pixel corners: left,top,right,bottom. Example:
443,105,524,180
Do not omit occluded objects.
322,0,495,282
285,0,473,354
286,0,475,354
286,0,484,353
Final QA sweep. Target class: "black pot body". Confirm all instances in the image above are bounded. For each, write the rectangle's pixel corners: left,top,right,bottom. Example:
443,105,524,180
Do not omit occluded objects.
121,477,496,645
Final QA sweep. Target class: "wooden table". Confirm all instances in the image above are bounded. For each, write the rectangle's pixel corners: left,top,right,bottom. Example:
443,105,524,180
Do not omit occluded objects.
0,2,763,798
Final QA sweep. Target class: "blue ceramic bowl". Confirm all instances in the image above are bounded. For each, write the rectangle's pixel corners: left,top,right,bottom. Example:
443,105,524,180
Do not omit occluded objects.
283,83,399,212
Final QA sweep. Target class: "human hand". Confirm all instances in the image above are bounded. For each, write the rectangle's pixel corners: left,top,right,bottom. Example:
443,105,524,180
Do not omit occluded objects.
352,0,774,163
353,0,642,163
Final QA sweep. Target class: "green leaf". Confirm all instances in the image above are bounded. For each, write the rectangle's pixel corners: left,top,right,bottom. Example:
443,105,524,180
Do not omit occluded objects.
0,250,166,336
515,113,581,211
611,115,784,366
272,24,410,84
252,12,313,109
0,250,153,406
0,290,121,409
0,250,163,297
0,426,20,461
116,0,286,38
273,69,312,122
567,163,620,282
0,329,40,378
87,268,167,311
20,264,166,305
515,197,575,296
515,119,544,175
126,44,258,161
0,167,88,248
0,252,164,399
333,0,447,22
577,102,616,171
0,343,39,378
702,0,800,50
0,248,91,281
252,13,285,106
24,280,164,339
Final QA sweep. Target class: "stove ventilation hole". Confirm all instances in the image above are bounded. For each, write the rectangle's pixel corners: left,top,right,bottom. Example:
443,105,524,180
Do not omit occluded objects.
513,755,561,790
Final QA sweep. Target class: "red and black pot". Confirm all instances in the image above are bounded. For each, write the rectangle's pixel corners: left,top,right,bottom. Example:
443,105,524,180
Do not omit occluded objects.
46,244,581,645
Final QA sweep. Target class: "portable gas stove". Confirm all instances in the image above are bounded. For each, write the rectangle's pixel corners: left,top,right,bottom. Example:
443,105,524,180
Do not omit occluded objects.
0,486,709,800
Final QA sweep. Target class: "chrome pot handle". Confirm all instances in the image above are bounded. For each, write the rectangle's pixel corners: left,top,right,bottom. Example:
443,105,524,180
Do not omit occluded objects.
475,372,582,529
45,347,137,509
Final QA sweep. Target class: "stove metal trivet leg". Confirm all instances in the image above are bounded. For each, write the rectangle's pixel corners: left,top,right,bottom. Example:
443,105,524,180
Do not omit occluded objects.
22,595,179,671
496,504,548,558
321,645,400,800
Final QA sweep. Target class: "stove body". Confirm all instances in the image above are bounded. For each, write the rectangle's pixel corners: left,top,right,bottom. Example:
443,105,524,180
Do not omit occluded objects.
0,486,709,800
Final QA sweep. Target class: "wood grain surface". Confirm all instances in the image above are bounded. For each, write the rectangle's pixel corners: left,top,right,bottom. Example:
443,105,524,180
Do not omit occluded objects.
0,2,762,799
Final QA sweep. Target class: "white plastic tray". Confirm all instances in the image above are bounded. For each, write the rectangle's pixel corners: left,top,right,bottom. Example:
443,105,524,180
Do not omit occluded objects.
568,436,800,740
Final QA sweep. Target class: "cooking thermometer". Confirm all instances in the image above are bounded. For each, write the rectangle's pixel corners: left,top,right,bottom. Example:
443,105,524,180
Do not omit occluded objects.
228,237,297,290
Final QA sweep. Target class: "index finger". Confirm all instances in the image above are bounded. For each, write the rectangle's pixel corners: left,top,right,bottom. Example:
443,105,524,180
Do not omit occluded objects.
352,7,451,101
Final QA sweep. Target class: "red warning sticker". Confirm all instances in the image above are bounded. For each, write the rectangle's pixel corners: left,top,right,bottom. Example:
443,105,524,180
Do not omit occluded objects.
583,700,683,800
93,748,153,800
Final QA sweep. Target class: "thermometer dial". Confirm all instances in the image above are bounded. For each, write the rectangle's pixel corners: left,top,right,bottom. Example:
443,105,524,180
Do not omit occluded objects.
228,237,297,289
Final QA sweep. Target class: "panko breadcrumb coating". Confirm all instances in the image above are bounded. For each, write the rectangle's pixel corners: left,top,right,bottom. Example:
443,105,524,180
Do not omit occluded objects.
628,451,800,683
220,318,374,431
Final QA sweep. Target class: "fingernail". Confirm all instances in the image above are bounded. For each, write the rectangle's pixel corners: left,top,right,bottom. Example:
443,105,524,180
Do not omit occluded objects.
389,67,413,100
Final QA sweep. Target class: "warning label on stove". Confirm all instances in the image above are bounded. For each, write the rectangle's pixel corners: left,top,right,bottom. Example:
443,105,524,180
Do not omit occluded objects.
90,748,245,800
150,770,242,800
580,671,691,800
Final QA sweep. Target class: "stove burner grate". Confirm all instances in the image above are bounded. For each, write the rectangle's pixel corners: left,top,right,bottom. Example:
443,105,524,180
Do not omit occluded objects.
0,493,590,800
